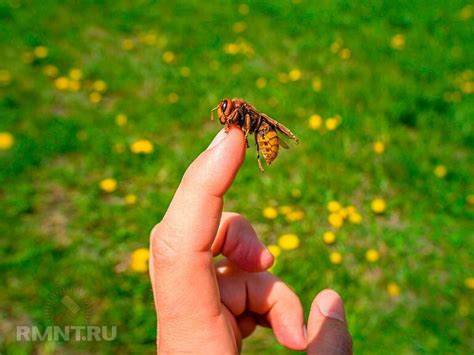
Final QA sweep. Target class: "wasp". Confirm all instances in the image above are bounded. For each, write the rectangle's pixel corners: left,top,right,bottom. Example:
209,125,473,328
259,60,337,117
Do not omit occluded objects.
211,98,299,172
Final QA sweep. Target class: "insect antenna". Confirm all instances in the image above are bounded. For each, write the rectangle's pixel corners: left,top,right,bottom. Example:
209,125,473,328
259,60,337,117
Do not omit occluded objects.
210,105,219,121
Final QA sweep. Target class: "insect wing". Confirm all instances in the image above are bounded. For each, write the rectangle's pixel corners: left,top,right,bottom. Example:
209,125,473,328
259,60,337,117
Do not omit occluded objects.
279,138,290,149
260,113,299,143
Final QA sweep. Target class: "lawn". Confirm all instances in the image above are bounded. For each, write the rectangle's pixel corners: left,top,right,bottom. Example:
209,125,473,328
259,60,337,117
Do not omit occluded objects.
0,0,473,353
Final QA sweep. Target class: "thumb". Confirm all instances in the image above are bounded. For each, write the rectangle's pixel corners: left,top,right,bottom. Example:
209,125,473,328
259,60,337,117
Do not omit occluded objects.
307,289,353,355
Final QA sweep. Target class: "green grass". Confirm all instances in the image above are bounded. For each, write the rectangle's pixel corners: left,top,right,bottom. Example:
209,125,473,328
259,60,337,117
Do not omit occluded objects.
1,0,473,353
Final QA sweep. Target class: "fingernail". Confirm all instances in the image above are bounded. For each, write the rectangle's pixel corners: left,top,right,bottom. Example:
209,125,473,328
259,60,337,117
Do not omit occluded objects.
262,248,274,268
207,129,227,150
316,289,346,323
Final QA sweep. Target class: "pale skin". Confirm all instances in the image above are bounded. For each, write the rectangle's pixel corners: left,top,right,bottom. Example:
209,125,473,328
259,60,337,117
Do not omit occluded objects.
149,127,353,354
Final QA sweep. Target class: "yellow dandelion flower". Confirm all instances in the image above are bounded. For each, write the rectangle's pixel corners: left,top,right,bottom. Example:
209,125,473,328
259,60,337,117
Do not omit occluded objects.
0,70,12,85
339,48,351,60
467,194,474,205
366,249,380,262
461,81,473,94
286,210,305,222
93,80,107,92
346,205,357,214
179,66,191,77
325,117,339,131
390,34,405,50
338,207,349,219
224,43,239,55
143,32,157,45
268,244,281,258
349,212,362,224
239,41,254,58
89,92,102,104
371,198,386,214
308,114,322,130
54,76,69,91
42,65,59,78
278,72,289,83
130,248,149,273
115,113,128,126
458,301,469,317
323,231,336,245
330,41,341,53
238,4,249,15
263,206,278,219
465,277,474,289
256,77,267,89
461,69,473,81
130,139,154,154
278,233,300,250
33,46,48,58
443,91,462,103
328,213,344,228
373,141,385,154
434,165,447,178
0,132,15,150
291,189,302,198
387,282,400,297
68,68,82,80
289,68,302,81
68,80,81,92
460,4,473,20
329,251,342,264
312,78,322,92
327,201,342,213
278,205,293,215
100,178,117,193
232,21,247,33
124,194,138,205
122,38,135,50
167,92,179,103
163,51,176,63
76,130,88,141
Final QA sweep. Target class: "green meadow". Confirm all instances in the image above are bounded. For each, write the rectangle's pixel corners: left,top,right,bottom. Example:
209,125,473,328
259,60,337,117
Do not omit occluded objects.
0,0,473,353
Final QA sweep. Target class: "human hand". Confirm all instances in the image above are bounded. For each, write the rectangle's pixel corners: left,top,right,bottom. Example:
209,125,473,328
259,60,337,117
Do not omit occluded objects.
149,127,352,354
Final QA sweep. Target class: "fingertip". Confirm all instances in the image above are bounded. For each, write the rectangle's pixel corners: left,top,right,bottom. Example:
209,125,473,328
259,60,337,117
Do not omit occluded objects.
311,289,346,324
216,127,246,164
207,127,246,154
184,127,245,198
308,289,352,354
275,323,307,351
206,126,245,178
260,249,274,270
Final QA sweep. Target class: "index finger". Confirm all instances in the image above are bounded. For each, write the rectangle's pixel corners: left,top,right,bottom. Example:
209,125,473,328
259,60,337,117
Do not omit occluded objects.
161,127,245,253
149,127,246,346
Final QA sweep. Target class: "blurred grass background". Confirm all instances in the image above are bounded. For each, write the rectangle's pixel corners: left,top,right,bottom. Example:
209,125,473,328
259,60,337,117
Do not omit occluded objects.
0,0,473,353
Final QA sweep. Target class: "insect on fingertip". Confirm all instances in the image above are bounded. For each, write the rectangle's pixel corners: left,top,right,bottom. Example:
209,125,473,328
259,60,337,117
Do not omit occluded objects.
210,98,299,171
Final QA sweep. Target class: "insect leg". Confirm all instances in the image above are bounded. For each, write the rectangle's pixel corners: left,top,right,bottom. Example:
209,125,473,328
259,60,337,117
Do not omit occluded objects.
244,113,251,148
255,133,264,173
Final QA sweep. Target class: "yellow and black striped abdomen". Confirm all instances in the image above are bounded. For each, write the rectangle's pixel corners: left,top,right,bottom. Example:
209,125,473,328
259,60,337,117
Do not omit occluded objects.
257,122,279,165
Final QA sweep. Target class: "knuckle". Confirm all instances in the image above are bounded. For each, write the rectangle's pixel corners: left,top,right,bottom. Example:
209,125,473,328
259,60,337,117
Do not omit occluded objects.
149,221,180,265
